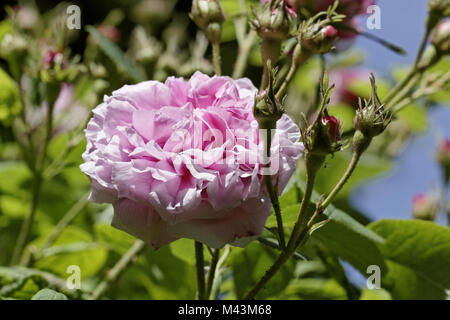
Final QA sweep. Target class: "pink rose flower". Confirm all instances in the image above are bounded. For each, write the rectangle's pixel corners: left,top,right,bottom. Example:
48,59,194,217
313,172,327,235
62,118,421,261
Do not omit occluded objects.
80,72,303,249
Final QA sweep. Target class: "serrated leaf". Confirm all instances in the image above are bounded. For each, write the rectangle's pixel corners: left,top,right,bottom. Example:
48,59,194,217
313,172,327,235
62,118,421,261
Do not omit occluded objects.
368,219,450,300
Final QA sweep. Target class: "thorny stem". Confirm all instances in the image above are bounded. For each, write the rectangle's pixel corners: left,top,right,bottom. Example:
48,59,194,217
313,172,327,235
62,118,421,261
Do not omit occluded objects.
10,175,42,265
205,249,220,299
195,241,206,300
383,28,431,105
11,84,59,265
233,31,257,79
244,153,322,299
265,174,286,250
212,40,222,76
260,39,281,90
89,240,146,300
24,193,90,266
321,151,361,209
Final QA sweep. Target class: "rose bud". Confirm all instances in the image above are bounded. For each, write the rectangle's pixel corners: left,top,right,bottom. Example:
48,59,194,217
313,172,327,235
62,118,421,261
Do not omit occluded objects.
12,5,39,30
190,0,225,34
40,50,82,85
412,193,439,221
435,138,450,183
80,72,303,249
353,73,392,154
43,50,65,69
295,0,377,40
300,24,338,54
252,0,298,41
303,110,342,157
431,19,450,55
427,0,450,30
321,113,341,143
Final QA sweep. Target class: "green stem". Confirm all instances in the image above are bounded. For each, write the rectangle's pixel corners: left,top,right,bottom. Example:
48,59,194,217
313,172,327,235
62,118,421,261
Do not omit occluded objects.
232,31,257,79
265,175,285,250
25,193,90,266
321,151,361,209
10,174,42,265
383,28,431,105
89,240,146,300
212,40,222,76
195,241,206,300
10,84,60,265
286,153,322,254
244,153,323,299
205,249,220,299
260,38,281,90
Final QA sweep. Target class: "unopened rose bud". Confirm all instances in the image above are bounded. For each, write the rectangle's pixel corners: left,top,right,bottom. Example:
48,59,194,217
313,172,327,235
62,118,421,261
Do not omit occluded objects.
43,50,65,69
303,110,342,157
40,50,81,84
436,138,450,183
190,0,224,31
254,65,284,131
412,193,439,221
252,0,297,41
13,5,39,30
353,74,391,154
321,114,341,144
300,24,338,54
427,0,450,30
432,19,450,55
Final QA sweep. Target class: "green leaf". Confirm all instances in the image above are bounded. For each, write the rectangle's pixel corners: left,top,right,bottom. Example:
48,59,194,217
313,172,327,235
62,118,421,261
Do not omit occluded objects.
310,207,387,275
267,176,387,276
283,278,347,300
359,288,392,300
230,242,295,299
368,219,450,300
33,226,108,279
32,288,68,300
314,152,391,199
0,67,21,125
86,26,145,83
396,104,427,132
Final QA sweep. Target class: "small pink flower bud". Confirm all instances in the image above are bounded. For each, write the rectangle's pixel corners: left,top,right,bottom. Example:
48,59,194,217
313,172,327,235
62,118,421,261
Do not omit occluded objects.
432,19,450,55
321,114,341,143
436,138,450,183
322,25,338,38
412,193,439,221
43,50,65,69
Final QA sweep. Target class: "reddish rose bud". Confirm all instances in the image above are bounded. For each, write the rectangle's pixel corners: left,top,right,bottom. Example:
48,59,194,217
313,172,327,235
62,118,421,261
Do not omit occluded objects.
431,19,450,55
321,114,341,143
322,25,338,38
43,50,65,68
436,138,450,183
412,193,439,221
